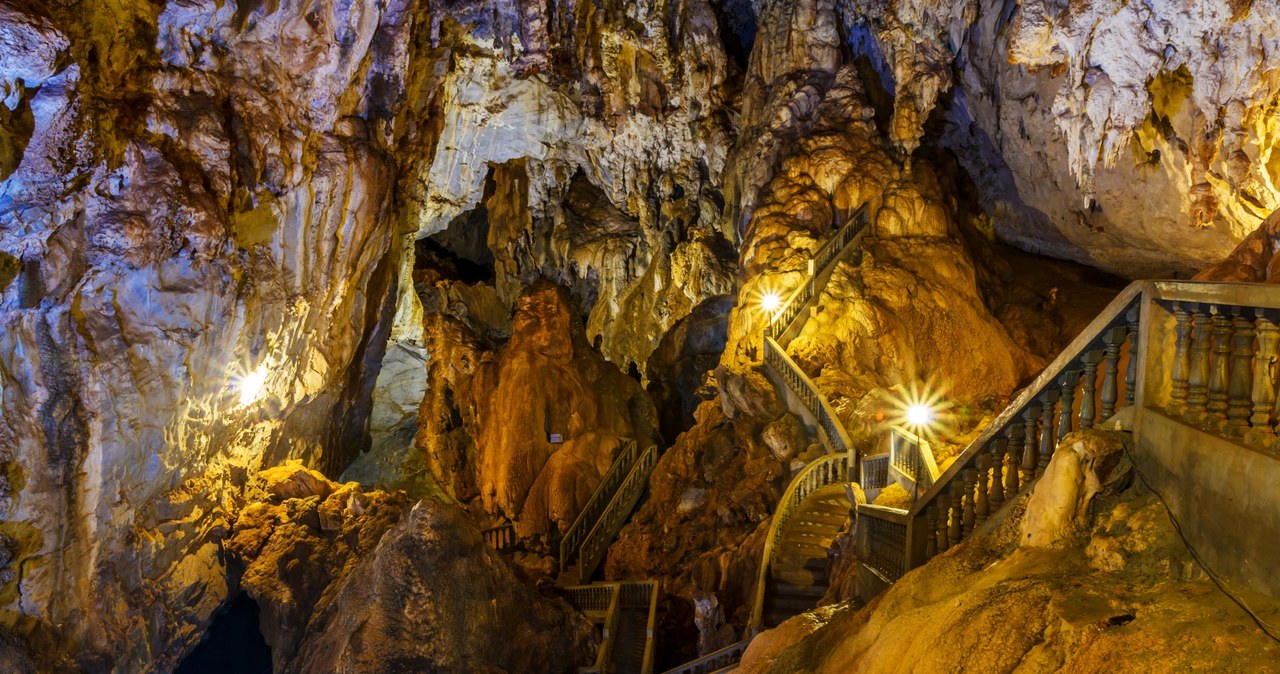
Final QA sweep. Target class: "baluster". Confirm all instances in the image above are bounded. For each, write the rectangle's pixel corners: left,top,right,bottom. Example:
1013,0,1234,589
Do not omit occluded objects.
1186,306,1212,424
935,496,951,554
1225,308,1254,437
1057,371,1079,442
961,469,977,538
1003,427,1021,499
987,439,1006,510
1038,390,1058,473
1125,305,1140,407
975,454,991,525
1169,302,1193,415
1207,306,1232,430
1101,327,1124,419
1080,351,1100,429
948,482,963,548
1250,309,1279,446
1021,406,1040,483
925,506,939,560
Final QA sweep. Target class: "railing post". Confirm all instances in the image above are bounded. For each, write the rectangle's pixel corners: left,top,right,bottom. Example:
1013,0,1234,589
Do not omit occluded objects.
1079,351,1100,429
1021,406,1040,483
1186,305,1212,424
961,469,977,538
1057,371,1078,442
1249,308,1279,447
974,454,991,527
1101,327,1124,419
1002,426,1021,500
1207,305,1232,430
1168,302,1193,416
987,439,1006,510
1227,308,1255,436
1125,304,1140,407
1037,390,1058,473
924,506,938,561
947,482,963,548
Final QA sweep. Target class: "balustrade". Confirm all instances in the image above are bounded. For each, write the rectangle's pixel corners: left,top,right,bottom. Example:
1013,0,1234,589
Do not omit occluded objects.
561,440,640,572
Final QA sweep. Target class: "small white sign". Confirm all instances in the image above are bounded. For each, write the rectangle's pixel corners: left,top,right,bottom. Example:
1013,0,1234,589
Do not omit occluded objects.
548,433,564,444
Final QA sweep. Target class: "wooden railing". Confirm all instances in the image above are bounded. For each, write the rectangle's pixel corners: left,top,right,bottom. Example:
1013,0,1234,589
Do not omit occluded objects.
481,523,517,552
562,440,641,573
574,444,659,584
748,452,852,632
660,639,751,674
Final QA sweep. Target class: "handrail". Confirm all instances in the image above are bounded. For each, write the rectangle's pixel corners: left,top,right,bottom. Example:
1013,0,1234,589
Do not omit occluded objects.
763,337,853,456
767,205,870,344
565,583,621,674
660,638,751,674
562,440,640,572
907,282,1149,517
860,453,891,492
481,523,517,552
616,581,660,674
576,444,659,583
748,452,852,631
888,425,940,491
856,504,910,583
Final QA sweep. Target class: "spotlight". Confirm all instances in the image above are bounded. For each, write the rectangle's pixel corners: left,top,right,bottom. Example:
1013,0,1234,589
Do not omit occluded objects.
761,291,782,314
906,403,934,427
237,366,268,406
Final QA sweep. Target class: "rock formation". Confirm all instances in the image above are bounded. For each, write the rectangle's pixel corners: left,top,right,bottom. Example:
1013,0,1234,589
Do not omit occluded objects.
736,430,1280,672
228,462,596,673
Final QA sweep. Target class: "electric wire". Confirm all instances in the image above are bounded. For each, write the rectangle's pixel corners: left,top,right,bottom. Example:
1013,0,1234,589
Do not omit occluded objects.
1122,444,1280,643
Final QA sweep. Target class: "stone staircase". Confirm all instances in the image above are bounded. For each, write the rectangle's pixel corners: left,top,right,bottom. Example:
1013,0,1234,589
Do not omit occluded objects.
760,484,849,627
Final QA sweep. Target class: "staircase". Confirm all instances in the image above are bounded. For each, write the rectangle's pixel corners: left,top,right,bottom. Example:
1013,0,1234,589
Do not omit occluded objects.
761,483,849,627
560,440,660,584
566,581,660,674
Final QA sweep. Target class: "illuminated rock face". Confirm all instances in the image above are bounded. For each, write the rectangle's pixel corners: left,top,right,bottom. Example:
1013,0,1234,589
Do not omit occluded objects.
842,0,1280,276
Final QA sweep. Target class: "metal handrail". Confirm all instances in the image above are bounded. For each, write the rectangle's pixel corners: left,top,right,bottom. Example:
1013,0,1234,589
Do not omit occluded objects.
660,638,751,674
562,440,640,572
576,444,659,583
566,583,621,674
888,425,940,490
748,452,852,631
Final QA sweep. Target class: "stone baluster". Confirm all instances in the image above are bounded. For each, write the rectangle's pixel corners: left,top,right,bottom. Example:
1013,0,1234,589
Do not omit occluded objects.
961,469,977,537
1003,426,1022,499
1207,306,1232,430
1250,309,1280,447
1125,304,1140,407
1168,302,1193,415
988,439,1006,510
1186,306,1212,424
1226,309,1255,437
935,495,951,554
1080,352,1100,429
1058,371,1079,442
948,482,963,548
1101,327,1124,419
974,455,991,526
924,506,938,560
1038,390,1058,473
1021,406,1040,483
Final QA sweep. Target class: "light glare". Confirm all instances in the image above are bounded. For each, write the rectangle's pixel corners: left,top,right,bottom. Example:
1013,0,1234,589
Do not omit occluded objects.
761,291,782,313
906,403,934,426
238,367,268,406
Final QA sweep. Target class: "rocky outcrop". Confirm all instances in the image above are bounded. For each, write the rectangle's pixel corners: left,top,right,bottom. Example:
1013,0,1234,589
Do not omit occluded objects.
1195,207,1280,282
840,0,1280,276
417,281,660,538
738,430,1280,672
228,462,595,673
606,367,810,665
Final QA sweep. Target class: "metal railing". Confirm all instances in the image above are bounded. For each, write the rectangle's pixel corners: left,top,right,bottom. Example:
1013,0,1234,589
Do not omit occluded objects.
566,583,621,674
764,338,852,457
888,426,939,491
767,206,871,345
481,523,517,552
748,452,852,632
660,639,751,674
574,444,659,584
856,504,909,583
860,453,890,492
562,440,641,572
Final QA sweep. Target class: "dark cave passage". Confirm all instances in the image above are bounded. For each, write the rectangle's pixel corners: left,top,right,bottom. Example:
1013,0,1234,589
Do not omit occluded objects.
175,593,272,674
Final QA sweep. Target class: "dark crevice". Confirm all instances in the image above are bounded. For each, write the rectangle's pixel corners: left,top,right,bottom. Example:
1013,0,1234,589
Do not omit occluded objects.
175,593,272,674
